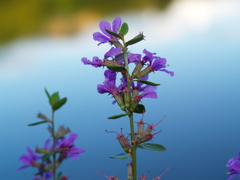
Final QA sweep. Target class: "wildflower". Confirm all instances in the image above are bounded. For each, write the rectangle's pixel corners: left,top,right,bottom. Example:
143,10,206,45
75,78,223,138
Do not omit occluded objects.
134,49,174,79
57,133,85,162
93,17,122,46
17,147,41,170
97,70,125,110
226,148,240,180
81,56,103,68
130,85,157,112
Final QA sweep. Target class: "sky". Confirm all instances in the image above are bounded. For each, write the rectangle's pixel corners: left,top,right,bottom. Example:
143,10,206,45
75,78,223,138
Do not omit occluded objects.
0,0,240,179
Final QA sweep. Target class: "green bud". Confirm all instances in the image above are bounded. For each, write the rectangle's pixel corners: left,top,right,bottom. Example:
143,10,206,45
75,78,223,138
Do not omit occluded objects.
126,32,145,46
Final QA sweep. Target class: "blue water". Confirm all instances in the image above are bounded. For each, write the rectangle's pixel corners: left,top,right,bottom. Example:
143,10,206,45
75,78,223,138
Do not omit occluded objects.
1,3,240,179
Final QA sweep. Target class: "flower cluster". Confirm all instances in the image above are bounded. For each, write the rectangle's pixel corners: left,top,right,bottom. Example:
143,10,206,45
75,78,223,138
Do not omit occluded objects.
81,16,172,179
116,116,165,157
82,17,173,114
17,90,85,180
18,132,85,180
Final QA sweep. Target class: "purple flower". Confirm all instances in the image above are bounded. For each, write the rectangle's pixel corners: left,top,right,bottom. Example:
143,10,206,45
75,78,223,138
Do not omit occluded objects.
57,133,85,159
97,70,117,94
93,17,122,45
226,148,240,180
17,147,41,170
143,49,174,76
104,47,122,59
81,56,103,68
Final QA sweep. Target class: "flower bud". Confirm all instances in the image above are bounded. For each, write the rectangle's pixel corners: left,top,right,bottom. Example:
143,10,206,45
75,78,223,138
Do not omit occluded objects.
123,87,131,108
114,93,126,111
55,126,71,138
131,60,144,77
37,113,52,123
134,66,152,79
126,32,145,46
127,162,133,180
117,133,131,153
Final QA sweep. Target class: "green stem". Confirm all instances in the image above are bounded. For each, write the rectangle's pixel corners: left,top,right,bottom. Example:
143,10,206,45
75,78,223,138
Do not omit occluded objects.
122,39,137,180
52,111,56,180
129,113,137,180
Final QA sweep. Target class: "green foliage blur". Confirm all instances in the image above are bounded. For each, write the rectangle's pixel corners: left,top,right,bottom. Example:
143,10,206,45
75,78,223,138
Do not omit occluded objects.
0,0,173,46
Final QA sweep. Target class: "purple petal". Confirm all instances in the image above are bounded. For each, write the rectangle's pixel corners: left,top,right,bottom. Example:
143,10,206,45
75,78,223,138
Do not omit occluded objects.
104,47,122,59
68,147,85,154
44,139,51,149
142,91,158,99
160,69,174,76
112,17,122,33
99,21,111,36
104,70,116,81
66,133,78,146
67,153,80,159
143,49,155,63
93,32,109,44
152,58,166,70
97,84,109,94
128,53,141,63
17,164,30,171
228,174,238,180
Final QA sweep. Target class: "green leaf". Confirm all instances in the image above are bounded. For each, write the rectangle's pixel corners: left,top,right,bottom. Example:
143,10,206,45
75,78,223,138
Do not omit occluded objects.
57,172,63,180
28,120,48,126
105,29,122,39
107,65,126,72
119,22,129,35
133,104,145,114
51,92,60,105
133,80,160,86
110,153,130,159
44,88,51,104
42,152,56,162
137,143,166,151
108,114,128,119
52,97,67,111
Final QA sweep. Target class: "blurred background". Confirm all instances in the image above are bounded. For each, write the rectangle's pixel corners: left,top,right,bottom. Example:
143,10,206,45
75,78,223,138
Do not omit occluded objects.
0,0,240,179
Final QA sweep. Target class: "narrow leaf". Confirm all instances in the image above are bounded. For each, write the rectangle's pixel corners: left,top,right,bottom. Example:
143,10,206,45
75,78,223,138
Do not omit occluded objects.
44,88,51,105
107,65,126,72
105,29,122,39
133,80,160,86
137,143,166,151
133,104,145,114
52,97,67,111
119,22,129,35
28,120,48,126
110,153,130,159
108,114,128,119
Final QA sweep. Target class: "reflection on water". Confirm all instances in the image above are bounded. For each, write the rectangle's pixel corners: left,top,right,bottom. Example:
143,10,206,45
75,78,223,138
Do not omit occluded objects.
1,0,240,179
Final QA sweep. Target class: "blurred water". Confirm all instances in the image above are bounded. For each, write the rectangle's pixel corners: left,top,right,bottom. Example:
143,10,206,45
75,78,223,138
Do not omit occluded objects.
1,0,240,179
